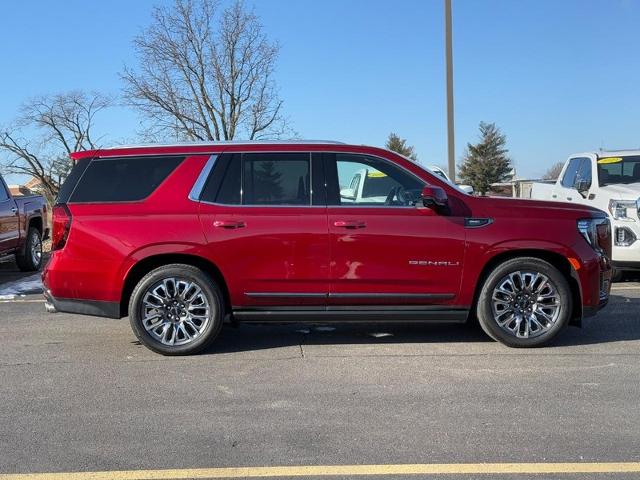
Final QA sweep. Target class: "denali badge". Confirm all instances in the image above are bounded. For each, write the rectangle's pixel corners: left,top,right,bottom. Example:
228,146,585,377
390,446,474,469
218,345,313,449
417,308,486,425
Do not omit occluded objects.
409,260,460,267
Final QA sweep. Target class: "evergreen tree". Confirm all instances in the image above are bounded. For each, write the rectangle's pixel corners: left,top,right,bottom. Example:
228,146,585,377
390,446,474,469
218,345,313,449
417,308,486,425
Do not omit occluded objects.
458,122,512,195
254,161,284,201
385,133,418,161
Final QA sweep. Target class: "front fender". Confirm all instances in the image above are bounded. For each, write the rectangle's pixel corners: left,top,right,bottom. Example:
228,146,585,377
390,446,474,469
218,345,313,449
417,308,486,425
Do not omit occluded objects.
458,238,584,308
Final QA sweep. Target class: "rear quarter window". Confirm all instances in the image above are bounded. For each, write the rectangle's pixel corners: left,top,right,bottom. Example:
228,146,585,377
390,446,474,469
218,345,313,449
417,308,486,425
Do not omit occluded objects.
69,156,184,203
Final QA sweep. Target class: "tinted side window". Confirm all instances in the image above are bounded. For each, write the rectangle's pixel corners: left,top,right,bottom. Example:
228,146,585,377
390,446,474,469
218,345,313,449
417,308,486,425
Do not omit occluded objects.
215,155,241,204
69,156,183,203
561,158,581,188
0,179,9,202
242,153,310,205
56,158,91,204
574,158,592,189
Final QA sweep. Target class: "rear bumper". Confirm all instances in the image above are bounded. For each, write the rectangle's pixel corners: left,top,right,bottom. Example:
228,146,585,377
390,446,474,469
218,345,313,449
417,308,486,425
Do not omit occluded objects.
43,289,121,319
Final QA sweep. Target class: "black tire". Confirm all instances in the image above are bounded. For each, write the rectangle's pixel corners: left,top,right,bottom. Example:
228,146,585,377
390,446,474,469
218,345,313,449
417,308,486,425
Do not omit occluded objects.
476,257,572,348
128,264,224,355
611,268,624,283
16,226,43,272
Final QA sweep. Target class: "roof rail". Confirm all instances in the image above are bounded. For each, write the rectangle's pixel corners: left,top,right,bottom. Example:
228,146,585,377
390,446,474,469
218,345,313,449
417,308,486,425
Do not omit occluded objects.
101,140,346,150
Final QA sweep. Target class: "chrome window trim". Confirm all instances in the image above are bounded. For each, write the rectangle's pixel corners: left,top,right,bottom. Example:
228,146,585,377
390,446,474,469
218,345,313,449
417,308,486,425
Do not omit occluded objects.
188,154,218,202
190,150,438,209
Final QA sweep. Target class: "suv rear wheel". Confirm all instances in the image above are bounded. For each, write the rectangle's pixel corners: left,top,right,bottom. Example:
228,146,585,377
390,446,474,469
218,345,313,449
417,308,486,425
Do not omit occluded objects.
128,264,224,355
477,257,572,347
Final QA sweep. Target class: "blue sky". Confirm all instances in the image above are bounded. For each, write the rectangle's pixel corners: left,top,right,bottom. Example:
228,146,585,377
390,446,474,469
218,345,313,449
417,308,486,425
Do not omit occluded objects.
1,0,639,185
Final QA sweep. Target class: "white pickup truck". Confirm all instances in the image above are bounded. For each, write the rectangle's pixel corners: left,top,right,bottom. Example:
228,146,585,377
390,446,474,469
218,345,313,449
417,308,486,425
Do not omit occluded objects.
530,150,640,278
339,165,473,205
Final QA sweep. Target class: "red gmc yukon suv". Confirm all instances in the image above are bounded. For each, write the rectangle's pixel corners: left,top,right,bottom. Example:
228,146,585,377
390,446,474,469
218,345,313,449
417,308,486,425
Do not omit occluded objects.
43,141,612,355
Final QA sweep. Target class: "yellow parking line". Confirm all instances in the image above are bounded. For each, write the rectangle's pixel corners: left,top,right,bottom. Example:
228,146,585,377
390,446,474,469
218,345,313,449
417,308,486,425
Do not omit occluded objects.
2,463,640,479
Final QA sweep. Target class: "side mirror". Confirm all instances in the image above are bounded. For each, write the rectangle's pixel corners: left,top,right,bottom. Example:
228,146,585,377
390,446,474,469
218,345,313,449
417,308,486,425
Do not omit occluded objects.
421,185,448,209
459,184,474,195
340,187,356,200
576,179,590,197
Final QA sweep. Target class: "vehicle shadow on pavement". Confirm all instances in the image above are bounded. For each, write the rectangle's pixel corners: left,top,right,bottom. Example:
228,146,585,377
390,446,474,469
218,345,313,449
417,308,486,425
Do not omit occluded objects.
205,322,493,355
553,294,640,347
0,254,48,285
202,294,640,354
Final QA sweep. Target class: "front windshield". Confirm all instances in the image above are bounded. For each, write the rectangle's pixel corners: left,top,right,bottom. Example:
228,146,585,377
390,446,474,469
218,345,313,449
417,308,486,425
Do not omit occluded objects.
598,155,640,186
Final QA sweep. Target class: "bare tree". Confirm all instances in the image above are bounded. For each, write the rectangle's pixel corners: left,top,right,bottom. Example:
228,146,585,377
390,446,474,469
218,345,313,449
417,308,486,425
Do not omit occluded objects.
0,91,110,203
122,0,289,141
542,161,564,181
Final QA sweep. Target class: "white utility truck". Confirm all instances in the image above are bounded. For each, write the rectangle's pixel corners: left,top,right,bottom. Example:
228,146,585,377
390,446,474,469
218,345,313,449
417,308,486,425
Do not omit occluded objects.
530,150,640,279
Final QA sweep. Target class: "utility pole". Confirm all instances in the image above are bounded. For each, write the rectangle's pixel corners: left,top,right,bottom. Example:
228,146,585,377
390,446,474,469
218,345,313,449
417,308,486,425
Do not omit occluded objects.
445,0,455,181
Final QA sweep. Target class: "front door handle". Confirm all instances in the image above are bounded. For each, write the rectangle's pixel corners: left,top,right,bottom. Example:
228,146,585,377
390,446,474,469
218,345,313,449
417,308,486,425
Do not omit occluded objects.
333,220,366,229
214,220,246,229
566,197,572,201
10,207,18,215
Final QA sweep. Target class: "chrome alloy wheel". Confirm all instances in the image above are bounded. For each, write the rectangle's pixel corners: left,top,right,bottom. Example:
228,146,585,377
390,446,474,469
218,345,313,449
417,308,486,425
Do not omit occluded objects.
30,231,42,266
141,277,212,346
491,271,561,339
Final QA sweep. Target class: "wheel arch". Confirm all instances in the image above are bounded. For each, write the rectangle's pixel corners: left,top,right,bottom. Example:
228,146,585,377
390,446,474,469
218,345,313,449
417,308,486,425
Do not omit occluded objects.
471,249,583,327
120,253,231,318
28,215,43,234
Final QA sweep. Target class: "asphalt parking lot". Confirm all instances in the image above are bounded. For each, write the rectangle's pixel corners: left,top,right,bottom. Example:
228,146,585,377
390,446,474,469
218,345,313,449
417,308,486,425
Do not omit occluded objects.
2,258,640,479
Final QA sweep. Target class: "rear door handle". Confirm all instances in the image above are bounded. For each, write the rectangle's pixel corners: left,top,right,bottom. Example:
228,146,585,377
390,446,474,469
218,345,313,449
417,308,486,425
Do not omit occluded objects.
333,220,366,229
10,207,18,215
566,197,572,201
214,220,246,229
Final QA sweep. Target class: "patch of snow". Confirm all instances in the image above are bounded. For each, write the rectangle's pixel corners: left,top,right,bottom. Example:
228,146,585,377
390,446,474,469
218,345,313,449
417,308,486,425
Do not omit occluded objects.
0,294,17,300
0,273,43,296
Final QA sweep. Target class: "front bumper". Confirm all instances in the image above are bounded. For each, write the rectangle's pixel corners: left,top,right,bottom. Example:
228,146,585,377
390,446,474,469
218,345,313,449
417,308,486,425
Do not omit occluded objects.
43,289,121,319
611,219,640,264
611,260,640,271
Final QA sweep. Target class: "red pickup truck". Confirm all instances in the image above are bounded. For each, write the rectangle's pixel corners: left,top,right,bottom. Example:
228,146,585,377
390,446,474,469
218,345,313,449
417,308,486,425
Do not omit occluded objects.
0,173,49,271
43,141,611,355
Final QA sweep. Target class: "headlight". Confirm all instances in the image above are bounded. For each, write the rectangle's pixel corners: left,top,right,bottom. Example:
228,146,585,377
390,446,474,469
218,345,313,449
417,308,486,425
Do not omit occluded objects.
608,199,637,221
578,219,598,246
578,217,611,257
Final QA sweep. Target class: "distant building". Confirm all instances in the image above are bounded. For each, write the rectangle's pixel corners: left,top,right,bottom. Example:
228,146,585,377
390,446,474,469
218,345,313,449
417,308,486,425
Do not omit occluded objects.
7,184,34,196
24,177,45,193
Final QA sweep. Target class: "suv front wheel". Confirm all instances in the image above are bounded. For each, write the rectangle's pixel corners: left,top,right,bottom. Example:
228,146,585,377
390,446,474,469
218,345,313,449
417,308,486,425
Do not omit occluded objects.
477,257,572,347
129,264,224,355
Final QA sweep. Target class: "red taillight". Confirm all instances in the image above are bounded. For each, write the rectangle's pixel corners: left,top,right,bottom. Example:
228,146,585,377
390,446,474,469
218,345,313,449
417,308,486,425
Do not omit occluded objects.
51,204,72,251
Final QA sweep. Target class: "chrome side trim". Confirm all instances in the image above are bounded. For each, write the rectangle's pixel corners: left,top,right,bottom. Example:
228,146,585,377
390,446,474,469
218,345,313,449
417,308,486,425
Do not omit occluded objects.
188,154,218,202
329,293,455,299
244,292,455,300
245,292,327,298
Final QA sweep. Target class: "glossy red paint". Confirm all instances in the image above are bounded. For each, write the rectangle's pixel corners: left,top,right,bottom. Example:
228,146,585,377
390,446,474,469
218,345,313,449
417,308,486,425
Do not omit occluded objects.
46,142,611,322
